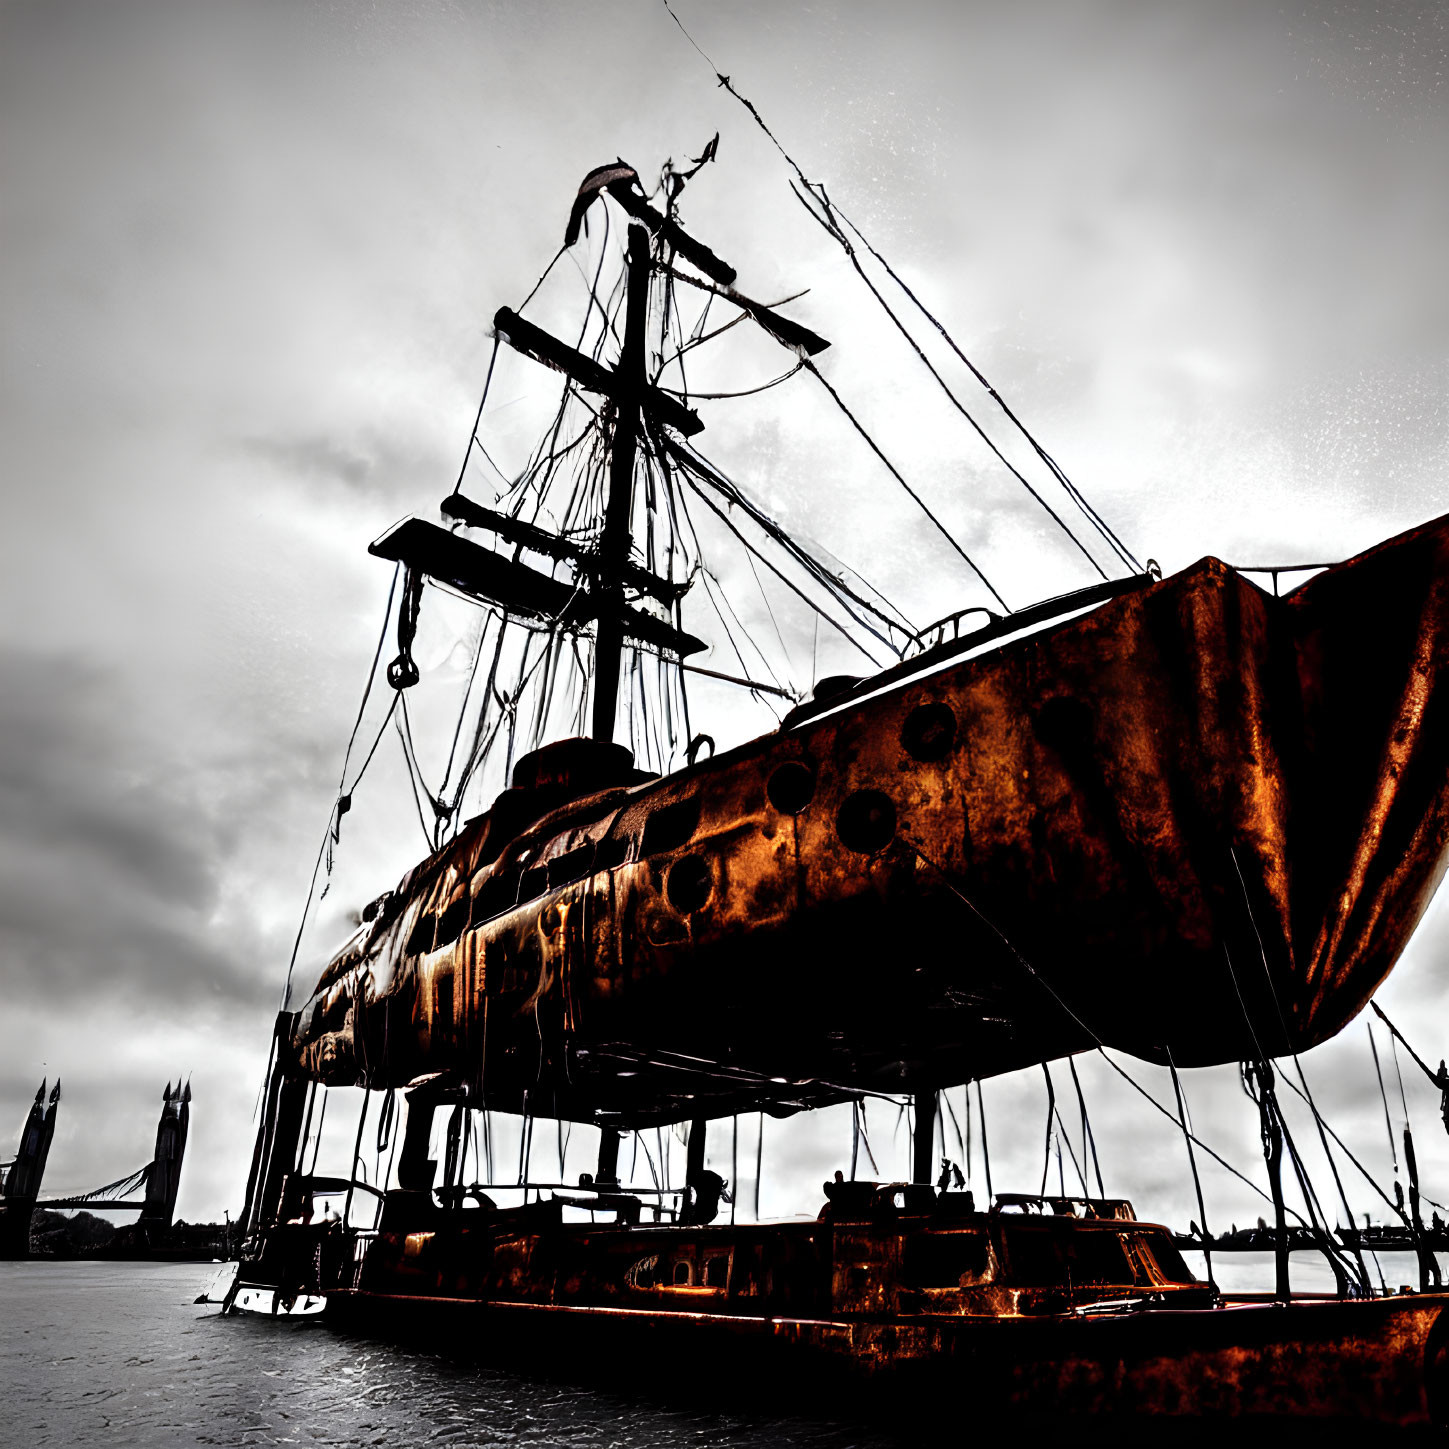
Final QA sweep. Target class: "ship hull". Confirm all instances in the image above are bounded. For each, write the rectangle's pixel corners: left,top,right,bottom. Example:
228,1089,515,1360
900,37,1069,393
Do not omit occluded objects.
236,1202,1449,1431
284,512,1449,1118
317,1284,1448,1431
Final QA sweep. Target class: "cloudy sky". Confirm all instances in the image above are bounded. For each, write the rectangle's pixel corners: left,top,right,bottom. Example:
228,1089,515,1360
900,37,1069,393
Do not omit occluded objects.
2,0,1446,1289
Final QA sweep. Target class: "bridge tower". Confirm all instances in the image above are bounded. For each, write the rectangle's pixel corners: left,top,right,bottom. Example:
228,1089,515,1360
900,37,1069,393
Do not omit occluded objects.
0,1079,61,1259
138,1080,190,1232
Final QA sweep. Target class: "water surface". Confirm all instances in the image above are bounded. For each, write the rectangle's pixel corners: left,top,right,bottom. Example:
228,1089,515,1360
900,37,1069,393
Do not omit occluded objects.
0,1261,894,1448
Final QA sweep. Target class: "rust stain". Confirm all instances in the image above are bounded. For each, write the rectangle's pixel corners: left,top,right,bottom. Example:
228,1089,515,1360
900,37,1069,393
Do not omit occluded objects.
281,513,1449,1120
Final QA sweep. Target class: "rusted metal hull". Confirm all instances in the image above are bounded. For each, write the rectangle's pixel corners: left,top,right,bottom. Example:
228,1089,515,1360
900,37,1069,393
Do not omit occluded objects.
282,513,1449,1120
241,1202,1448,1429
318,1284,1448,1429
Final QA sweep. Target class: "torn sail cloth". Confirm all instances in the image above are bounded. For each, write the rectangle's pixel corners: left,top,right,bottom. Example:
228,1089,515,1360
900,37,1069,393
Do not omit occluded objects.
565,163,641,246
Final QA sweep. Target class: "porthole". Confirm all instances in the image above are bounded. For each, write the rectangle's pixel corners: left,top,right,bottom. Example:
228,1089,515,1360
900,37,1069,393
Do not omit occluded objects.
836,789,897,854
667,854,713,914
901,701,957,762
766,760,816,814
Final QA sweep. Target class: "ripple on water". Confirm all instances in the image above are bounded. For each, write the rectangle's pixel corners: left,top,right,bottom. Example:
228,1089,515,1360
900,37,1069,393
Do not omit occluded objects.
0,1263,899,1449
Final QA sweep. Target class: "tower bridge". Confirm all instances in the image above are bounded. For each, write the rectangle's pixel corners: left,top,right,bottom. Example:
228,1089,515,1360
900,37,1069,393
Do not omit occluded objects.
0,1080,191,1258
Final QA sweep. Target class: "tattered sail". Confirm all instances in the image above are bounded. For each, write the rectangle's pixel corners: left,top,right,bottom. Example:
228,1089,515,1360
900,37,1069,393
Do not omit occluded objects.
284,511,1449,1123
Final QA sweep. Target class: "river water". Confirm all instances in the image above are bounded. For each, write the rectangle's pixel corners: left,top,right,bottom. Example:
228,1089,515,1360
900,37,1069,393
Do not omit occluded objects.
0,1262,895,1449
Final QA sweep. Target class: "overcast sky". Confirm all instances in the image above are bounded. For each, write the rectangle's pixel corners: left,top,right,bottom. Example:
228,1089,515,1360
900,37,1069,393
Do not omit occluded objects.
2,0,1446,1290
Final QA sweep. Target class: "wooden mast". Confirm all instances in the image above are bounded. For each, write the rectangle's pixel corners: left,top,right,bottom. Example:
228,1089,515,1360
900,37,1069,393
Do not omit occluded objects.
589,221,651,1184
591,221,652,743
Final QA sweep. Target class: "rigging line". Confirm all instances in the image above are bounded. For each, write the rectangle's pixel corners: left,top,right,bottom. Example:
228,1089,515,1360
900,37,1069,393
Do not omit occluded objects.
670,443,910,649
516,242,569,314
1052,1102,1090,1198
661,0,1114,575
1391,1034,1412,1128
437,614,494,807
659,0,1139,576
281,564,402,1004
667,433,914,636
657,308,750,374
505,221,616,519
755,1114,764,1219
1270,1085,1367,1292
1228,847,1371,1256
1370,1002,1446,1091
942,1089,966,1163
698,472,909,650
449,615,512,811
504,401,586,509
1067,1057,1106,1198
1232,836,1374,1248
1368,1022,1401,1174
395,697,439,850
658,0,1138,575
344,695,400,803
964,1085,973,1187
1288,1058,1373,1283
663,267,811,314
975,1081,993,1201
858,1100,880,1174
801,356,1009,611
744,549,797,676
1279,1074,1410,1223
681,473,886,667
564,246,624,354
1101,1051,1305,1220
1039,1064,1057,1197
904,837,1103,1044
449,336,502,499
1228,845,1295,1059
788,182,1111,584
1166,1049,1212,1282
1215,941,1341,1243
453,674,512,809
827,200,1141,573
906,835,1288,1215
397,689,440,821
796,533,917,638
489,416,599,508
695,560,785,688
467,434,513,491
562,204,623,351
655,361,805,400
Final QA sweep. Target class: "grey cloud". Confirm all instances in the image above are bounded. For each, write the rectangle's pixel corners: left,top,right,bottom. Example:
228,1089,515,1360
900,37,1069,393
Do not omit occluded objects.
2,0,1446,1237
0,647,274,1013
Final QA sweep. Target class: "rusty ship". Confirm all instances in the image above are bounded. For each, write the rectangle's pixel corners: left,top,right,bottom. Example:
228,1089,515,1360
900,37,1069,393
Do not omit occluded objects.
226,152,1449,1432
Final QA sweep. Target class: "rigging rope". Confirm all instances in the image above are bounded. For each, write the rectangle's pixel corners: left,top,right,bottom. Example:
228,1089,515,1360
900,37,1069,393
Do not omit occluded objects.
828,200,1142,574
1372,1001,1449,1125
667,432,913,651
975,1080,993,1202
801,357,1008,611
658,0,1141,580
790,183,1112,583
1368,1020,1402,1175
1067,1057,1106,1197
1167,1048,1213,1283
909,837,1308,1217
280,564,403,1006
1039,1064,1056,1197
